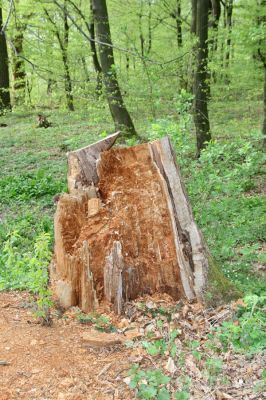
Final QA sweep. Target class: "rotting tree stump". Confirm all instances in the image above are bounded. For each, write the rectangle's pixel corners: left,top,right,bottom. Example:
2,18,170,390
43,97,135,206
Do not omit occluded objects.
51,133,209,314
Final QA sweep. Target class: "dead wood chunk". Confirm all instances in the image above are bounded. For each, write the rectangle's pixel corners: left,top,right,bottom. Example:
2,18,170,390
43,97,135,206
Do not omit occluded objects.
36,114,51,128
81,330,122,347
52,134,209,314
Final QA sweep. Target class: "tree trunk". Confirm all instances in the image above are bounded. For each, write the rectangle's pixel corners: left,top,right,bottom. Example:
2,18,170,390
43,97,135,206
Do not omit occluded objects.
263,65,266,143
257,0,266,144
176,0,183,47
44,4,74,111
62,50,74,111
91,0,138,138
191,0,197,34
193,0,211,156
0,7,11,112
62,2,74,111
225,0,233,70
88,0,102,95
12,30,26,104
52,134,210,314
209,0,221,53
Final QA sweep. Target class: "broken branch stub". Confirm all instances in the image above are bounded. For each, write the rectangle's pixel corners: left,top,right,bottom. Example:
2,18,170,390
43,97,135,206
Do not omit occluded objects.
52,134,209,314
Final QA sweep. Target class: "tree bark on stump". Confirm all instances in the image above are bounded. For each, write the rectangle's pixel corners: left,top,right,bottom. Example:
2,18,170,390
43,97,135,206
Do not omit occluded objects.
52,133,209,314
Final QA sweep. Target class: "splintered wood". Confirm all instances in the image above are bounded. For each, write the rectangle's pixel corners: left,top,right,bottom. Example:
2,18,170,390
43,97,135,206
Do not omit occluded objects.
52,133,209,314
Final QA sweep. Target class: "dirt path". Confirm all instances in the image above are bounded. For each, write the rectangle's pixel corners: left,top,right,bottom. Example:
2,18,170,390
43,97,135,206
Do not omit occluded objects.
0,292,133,400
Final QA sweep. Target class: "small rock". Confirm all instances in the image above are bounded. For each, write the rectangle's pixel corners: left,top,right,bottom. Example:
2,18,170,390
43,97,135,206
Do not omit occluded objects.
123,377,131,385
146,301,155,309
165,357,177,374
30,339,38,346
144,324,155,334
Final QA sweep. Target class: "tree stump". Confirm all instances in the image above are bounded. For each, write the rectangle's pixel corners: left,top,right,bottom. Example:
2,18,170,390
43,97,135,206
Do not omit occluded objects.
52,133,209,314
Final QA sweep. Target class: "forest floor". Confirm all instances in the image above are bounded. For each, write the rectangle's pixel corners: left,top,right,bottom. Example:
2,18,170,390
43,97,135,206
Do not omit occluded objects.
1,291,265,400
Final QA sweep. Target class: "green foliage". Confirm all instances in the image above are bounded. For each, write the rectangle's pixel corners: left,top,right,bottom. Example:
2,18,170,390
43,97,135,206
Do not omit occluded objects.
204,357,223,385
182,136,265,294
77,312,116,333
0,169,66,204
0,231,53,323
217,295,266,354
128,365,170,400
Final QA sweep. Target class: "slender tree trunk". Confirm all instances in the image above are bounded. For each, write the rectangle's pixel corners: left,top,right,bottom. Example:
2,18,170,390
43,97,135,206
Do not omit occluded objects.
44,4,74,111
88,0,102,94
191,0,197,34
12,30,26,104
263,66,266,142
62,50,74,111
176,0,183,47
257,0,266,144
0,7,11,112
62,2,74,111
91,0,138,138
147,0,152,54
193,0,211,156
139,1,145,57
209,0,221,53
225,0,233,70
188,0,198,92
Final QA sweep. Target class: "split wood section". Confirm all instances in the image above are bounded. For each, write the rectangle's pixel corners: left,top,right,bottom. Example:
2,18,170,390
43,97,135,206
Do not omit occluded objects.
52,133,208,314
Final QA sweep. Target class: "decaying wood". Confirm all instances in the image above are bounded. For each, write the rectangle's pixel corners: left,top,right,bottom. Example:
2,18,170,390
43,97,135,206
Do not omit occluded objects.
52,133,209,314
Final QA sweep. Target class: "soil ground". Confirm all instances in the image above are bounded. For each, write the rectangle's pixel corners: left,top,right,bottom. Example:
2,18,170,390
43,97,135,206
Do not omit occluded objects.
0,292,133,400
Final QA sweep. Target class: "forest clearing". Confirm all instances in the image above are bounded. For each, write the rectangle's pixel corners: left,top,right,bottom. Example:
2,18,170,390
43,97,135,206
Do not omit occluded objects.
0,0,266,399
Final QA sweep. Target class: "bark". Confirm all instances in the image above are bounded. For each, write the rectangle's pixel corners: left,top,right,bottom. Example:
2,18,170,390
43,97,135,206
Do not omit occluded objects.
62,2,74,111
12,8,32,105
64,0,102,95
263,65,266,142
209,0,221,52
88,0,102,94
44,3,74,111
257,0,266,144
139,1,145,57
225,0,233,69
12,30,26,103
52,134,209,314
0,7,11,112
172,0,183,47
191,0,197,34
193,0,211,156
91,0,138,138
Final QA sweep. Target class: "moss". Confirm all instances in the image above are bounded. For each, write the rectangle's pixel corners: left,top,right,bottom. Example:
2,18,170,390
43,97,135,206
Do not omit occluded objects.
204,255,241,307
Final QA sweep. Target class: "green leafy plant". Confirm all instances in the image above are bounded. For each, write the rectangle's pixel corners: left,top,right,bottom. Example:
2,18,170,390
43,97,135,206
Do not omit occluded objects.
128,365,170,400
0,169,66,204
77,312,116,333
142,329,179,358
204,357,223,385
217,295,266,354
0,231,53,324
